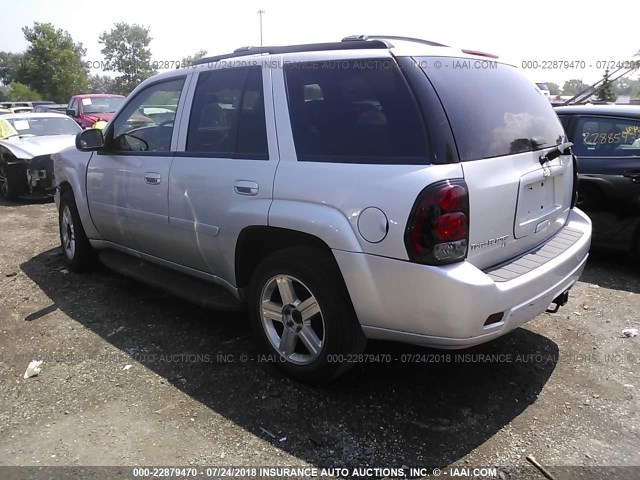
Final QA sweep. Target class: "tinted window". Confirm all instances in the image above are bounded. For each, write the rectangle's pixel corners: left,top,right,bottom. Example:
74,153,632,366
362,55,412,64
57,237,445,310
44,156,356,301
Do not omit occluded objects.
186,67,268,159
236,68,268,157
284,59,428,164
418,57,566,161
109,78,184,153
572,116,640,157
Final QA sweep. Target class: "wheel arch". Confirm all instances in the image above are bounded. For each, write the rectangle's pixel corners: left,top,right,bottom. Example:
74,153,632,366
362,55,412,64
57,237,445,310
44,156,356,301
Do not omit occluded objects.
235,226,339,290
54,153,102,240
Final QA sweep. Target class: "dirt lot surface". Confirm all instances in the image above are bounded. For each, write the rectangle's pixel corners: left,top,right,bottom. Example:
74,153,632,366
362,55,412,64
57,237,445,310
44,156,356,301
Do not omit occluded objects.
0,198,639,479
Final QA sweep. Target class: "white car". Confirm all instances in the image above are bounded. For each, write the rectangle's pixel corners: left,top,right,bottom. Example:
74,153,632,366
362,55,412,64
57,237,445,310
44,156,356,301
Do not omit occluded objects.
54,36,591,382
536,83,551,100
0,113,81,199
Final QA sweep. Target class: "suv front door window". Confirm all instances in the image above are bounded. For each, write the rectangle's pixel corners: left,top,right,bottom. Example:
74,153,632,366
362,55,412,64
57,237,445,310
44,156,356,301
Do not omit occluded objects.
109,80,183,153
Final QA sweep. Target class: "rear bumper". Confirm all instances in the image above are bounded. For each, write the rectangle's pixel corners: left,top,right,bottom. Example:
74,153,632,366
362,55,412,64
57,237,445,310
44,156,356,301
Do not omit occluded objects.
334,208,592,348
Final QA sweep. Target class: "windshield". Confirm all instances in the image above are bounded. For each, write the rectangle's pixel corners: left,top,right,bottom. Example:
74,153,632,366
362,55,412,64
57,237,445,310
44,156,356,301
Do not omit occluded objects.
6,116,81,136
82,97,124,114
417,57,566,161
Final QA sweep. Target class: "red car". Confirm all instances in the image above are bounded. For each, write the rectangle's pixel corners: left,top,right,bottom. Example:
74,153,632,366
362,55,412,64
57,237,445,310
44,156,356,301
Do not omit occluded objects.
66,94,125,129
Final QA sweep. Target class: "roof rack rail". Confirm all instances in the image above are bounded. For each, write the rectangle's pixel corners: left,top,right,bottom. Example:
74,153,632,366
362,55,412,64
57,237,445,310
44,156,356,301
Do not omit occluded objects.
342,35,449,48
194,40,389,66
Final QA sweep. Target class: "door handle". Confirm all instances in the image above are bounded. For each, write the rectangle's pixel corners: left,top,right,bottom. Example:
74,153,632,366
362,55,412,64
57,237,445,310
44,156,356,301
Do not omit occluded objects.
234,180,259,196
623,171,640,183
144,172,161,185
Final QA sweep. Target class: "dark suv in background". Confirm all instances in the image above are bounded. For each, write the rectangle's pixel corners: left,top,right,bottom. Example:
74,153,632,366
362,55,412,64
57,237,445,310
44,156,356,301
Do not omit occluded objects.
556,105,640,258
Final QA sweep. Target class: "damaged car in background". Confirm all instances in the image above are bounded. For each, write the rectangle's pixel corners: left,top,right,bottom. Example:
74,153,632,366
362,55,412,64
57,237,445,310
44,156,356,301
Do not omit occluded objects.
0,113,81,200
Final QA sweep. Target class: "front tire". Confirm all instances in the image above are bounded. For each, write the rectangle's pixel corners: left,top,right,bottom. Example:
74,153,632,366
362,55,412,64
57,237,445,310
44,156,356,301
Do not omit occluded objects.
59,190,97,272
249,247,366,383
0,159,22,200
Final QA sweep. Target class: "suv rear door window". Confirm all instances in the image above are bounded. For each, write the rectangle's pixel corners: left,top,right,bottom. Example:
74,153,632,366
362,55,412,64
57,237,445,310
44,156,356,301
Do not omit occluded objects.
284,59,429,164
417,57,566,161
186,66,268,159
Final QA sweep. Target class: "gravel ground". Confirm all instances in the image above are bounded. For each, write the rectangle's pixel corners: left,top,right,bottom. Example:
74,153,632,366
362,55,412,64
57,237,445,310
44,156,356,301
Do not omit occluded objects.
0,198,638,479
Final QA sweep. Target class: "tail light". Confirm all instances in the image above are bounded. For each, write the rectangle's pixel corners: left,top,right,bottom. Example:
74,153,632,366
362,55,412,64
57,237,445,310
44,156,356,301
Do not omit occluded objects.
404,179,469,265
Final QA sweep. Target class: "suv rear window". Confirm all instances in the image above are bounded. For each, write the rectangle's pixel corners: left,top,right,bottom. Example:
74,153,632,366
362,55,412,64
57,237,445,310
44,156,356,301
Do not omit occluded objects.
417,57,565,162
284,59,429,164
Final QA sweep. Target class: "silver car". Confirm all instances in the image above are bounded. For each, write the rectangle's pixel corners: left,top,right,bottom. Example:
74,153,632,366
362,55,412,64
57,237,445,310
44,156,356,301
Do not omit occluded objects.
0,113,81,199
53,36,591,382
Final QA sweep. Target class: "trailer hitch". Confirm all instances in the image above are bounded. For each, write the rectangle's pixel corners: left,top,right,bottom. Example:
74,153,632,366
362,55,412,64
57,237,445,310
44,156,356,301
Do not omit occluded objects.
546,290,570,313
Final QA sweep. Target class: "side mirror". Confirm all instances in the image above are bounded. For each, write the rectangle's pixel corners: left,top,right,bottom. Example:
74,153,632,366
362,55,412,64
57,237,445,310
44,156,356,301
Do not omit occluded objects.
76,129,104,151
66,108,77,117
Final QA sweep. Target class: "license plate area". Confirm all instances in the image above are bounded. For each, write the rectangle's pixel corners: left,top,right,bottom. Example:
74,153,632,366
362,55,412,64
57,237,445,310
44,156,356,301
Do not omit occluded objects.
514,166,564,238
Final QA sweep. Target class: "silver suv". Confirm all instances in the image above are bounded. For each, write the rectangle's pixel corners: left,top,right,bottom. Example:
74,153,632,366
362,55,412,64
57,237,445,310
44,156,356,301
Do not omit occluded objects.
54,36,592,382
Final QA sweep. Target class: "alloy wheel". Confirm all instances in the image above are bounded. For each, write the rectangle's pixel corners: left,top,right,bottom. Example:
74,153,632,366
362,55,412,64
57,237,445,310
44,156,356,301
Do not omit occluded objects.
61,204,76,260
259,274,325,365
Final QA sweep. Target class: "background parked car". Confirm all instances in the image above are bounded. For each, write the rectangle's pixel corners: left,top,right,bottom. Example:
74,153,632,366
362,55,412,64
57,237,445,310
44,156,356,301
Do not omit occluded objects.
0,106,34,114
536,82,551,100
0,112,81,199
33,103,68,114
555,105,640,257
66,94,125,129
30,100,56,108
0,101,33,109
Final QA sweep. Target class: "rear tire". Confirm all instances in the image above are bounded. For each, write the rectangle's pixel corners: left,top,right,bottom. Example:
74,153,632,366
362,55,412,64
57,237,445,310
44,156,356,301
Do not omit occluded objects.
59,190,97,272
249,247,366,383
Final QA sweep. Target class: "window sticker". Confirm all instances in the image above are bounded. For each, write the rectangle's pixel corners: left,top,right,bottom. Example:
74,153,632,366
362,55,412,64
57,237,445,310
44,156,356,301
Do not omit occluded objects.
82,98,92,105
13,120,30,130
582,124,640,145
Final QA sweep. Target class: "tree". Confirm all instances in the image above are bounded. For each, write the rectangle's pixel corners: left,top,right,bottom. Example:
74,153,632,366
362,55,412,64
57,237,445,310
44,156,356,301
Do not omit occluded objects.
546,82,561,95
7,82,42,101
180,50,208,68
17,23,88,102
562,79,587,96
0,85,10,101
0,52,24,85
89,74,117,94
98,23,156,95
613,77,640,97
596,70,617,102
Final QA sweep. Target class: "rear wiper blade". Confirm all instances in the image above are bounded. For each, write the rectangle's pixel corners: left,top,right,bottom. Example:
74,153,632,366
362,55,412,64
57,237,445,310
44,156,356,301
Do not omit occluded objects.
539,142,573,166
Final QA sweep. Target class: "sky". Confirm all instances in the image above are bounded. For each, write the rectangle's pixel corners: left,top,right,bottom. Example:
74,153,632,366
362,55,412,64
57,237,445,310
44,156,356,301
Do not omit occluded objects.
1,0,639,89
